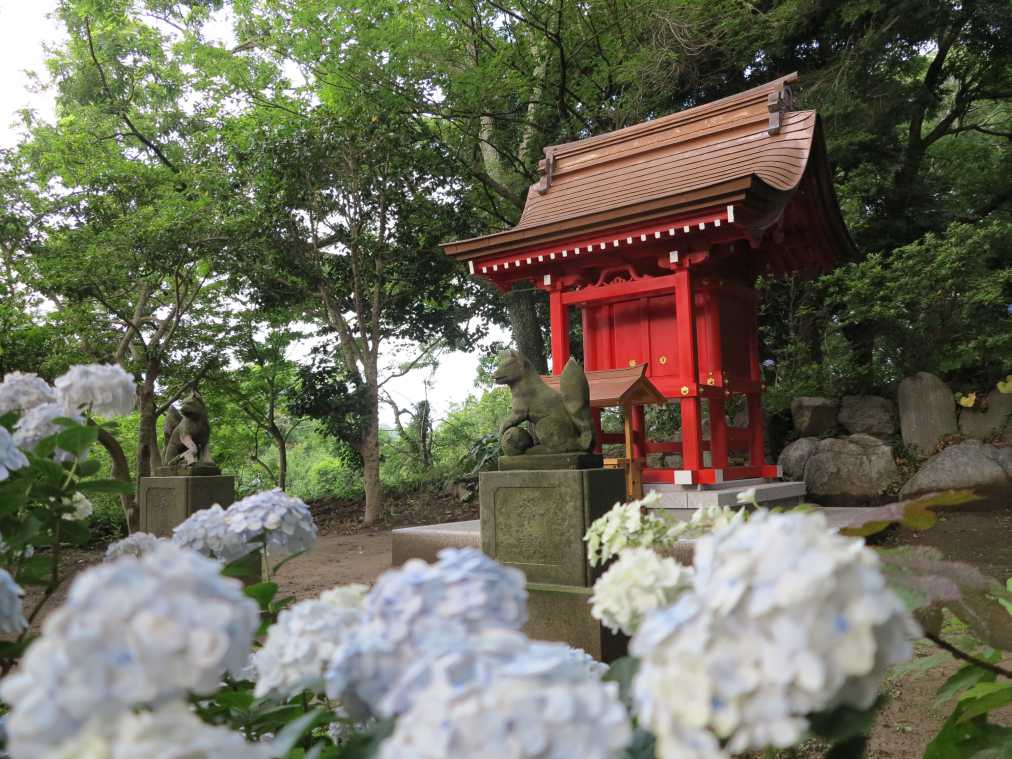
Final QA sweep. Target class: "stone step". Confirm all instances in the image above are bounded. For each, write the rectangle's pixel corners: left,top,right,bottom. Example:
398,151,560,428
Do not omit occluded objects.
645,479,805,509
391,520,480,566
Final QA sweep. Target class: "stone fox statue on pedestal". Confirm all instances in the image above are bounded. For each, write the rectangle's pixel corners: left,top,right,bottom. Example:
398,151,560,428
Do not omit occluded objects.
164,391,213,466
493,350,595,455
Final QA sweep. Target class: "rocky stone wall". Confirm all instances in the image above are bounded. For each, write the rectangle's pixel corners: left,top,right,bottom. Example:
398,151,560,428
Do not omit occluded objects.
777,373,1012,504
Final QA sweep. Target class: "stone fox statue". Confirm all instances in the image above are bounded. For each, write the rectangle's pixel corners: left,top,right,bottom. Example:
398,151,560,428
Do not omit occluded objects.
493,350,595,455
164,391,212,466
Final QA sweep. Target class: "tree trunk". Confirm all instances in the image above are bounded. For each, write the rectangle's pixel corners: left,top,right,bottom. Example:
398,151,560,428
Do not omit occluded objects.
270,425,288,491
506,285,548,373
361,383,382,526
96,426,137,533
136,376,158,480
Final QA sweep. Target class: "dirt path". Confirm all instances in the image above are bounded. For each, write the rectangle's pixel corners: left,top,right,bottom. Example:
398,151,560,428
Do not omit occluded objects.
274,530,392,599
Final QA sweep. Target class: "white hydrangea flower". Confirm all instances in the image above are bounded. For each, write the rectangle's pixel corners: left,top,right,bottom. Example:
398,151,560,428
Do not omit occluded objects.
0,427,29,481
47,701,274,759
319,583,368,609
325,548,527,716
12,402,85,461
585,491,671,566
590,547,693,635
0,371,57,415
0,543,260,757
379,627,605,718
631,511,918,757
172,504,254,563
224,489,317,560
0,569,27,636
253,590,364,699
54,364,136,417
62,492,93,521
665,504,745,541
104,532,167,561
377,633,631,759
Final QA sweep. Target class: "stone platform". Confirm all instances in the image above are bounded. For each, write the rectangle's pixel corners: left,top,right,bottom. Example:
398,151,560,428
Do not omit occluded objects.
391,520,481,566
138,475,234,537
645,477,805,510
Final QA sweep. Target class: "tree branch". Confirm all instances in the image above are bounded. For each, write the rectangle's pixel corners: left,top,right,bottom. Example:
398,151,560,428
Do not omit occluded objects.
926,632,1012,679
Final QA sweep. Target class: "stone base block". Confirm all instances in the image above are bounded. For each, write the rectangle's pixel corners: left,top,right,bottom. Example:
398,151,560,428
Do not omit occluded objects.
479,467,626,586
139,475,235,537
524,582,627,662
391,520,481,566
499,453,603,471
645,478,805,510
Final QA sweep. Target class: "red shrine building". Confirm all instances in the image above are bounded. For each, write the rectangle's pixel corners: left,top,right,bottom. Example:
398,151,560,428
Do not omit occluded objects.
441,74,854,489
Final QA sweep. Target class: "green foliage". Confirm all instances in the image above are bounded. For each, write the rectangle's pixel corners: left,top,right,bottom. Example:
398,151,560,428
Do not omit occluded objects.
0,409,135,670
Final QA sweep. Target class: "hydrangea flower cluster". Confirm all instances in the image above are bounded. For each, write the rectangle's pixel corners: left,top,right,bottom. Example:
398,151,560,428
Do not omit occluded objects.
585,491,671,566
224,489,317,560
48,702,275,759
0,569,27,636
664,504,744,541
325,548,527,716
590,547,693,635
0,543,260,757
0,371,57,415
172,504,253,563
12,402,85,461
54,363,136,417
104,532,167,561
631,510,917,757
253,585,366,699
61,492,93,521
0,427,29,481
377,631,631,759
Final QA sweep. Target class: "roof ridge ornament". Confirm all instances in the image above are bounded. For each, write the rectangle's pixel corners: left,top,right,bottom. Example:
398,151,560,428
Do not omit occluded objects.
536,146,556,195
767,85,793,135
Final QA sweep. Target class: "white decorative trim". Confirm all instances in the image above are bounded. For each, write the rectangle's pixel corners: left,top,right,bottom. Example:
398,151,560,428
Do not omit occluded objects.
481,266,487,273
538,255,544,262
613,240,619,247
599,242,606,250
669,251,679,264
713,469,724,484
727,205,735,223
468,261,475,274
698,222,706,230
626,237,633,244
640,234,647,241
562,251,567,258
683,225,690,233
674,470,694,485
714,219,721,227
492,264,498,271
668,228,675,235
549,253,556,260
543,274,552,286
526,257,532,264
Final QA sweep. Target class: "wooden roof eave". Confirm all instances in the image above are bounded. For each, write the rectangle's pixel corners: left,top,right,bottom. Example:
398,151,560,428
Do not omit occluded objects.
442,176,752,262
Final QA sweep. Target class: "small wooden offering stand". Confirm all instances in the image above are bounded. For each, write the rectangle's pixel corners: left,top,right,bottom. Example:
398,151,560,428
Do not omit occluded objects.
542,364,665,499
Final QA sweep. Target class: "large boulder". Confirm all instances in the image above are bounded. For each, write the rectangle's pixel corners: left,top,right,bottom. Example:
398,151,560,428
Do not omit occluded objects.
900,440,1011,498
790,397,839,437
778,437,819,480
958,389,1012,441
838,395,897,438
897,373,957,455
804,434,899,502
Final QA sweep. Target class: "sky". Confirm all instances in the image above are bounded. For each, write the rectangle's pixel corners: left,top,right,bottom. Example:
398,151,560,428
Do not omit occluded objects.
0,0,505,429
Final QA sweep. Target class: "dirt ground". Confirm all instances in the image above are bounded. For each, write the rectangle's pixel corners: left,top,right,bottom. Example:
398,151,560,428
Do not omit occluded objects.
15,494,1012,758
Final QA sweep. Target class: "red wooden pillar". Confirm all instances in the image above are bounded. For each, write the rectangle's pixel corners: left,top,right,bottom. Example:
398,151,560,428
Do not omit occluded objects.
549,289,570,375
673,268,703,471
703,289,729,470
746,297,765,466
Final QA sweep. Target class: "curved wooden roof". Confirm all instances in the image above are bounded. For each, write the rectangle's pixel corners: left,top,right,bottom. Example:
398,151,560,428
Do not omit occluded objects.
443,73,854,266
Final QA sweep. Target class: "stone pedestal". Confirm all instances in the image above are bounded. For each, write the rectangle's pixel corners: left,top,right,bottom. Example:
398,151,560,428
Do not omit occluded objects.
138,475,235,537
479,466,626,660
